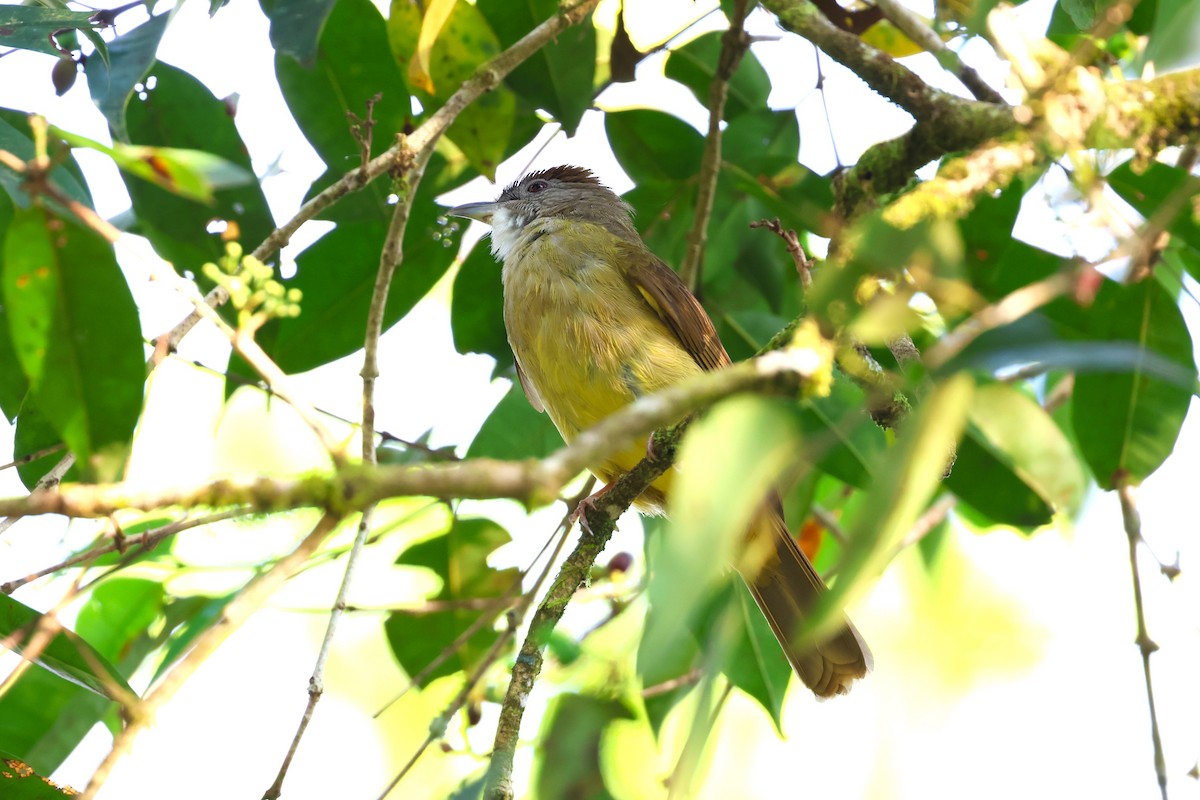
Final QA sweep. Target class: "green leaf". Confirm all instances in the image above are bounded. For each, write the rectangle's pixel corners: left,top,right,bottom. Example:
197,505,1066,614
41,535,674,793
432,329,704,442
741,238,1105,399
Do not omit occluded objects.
276,0,409,220
262,0,337,66
477,0,597,136
641,396,802,673
534,694,633,800
1,206,144,480
720,108,799,175
451,240,512,372
793,375,885,489
389,0,513,178
466,382,562,460
11,400,75,491
969,382,1086,514
0,755,79,798
0,192,25,421
0,581,163,772
255,157,462,374
385,518,519,684
1071,280,1195,487
1108,161,1200,258
723,581,792,732
812,375,973,642
664,31,771,119
85,12,171,143
123,64,275,276
943,428,1054,528
51,126,252,204
606,109,704,184
1142,0,1200,73
0,6,100,59
0,110,92,209
0,595,136,701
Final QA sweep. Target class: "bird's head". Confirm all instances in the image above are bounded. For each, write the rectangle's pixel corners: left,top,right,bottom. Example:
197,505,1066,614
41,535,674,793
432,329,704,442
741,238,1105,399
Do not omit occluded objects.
447,165,638,258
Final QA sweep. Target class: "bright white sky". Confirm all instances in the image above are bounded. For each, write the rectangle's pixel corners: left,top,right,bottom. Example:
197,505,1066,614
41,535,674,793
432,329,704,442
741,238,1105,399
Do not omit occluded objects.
1,1,1198,798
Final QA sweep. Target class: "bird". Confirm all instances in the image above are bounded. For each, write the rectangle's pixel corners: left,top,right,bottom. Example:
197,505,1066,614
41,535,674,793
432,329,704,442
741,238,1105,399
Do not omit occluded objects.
448,165,871,697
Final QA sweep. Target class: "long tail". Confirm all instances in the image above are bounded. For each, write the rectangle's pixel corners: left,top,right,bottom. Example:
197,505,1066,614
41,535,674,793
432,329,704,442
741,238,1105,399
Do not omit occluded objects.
742,507,872,698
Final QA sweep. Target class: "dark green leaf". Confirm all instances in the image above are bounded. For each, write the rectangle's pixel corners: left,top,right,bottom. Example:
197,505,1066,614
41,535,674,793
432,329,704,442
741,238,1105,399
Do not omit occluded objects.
664,31,771,119
606,109,704,184
254,157,461,374
534,694,633,800
0,191,25,420
944,426,1054,527
276,0,409,221
262,0,337,66
85,13,171,143
720,108,799,175
477,0,597,136
123,64,275,277
385,518,519,684
1,206,144,480
451,240,512,372
1071,280,1195,487
0,595,135,701
12,400,75,490
0,6,100,59
793,376,885,489
466,382,562,460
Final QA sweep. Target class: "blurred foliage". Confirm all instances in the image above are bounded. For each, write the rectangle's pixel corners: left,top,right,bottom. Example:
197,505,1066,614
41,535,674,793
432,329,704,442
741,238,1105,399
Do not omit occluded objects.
0,0,1197,797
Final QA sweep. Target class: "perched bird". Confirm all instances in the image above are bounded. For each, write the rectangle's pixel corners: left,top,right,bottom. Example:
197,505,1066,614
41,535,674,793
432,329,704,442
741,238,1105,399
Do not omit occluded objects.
449,165,871,697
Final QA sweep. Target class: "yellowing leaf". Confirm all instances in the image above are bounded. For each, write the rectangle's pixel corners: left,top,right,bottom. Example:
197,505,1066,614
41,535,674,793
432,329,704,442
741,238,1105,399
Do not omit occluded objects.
407,0,457,93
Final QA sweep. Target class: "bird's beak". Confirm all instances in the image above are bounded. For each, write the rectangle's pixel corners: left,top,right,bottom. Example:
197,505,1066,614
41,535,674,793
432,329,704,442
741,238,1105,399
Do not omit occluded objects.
446,200,500,225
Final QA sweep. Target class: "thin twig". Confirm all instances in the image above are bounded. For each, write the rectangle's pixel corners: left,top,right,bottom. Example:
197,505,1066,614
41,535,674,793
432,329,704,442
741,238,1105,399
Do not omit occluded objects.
924,268,1080,372
375,612,521,800
373,480,590,720
750,217,813,288
679,0,752,291
0,451,75,537
375,479,592,795
77,513,340,800
483,425,684,799
1,509,248,594
1116,477,1169,800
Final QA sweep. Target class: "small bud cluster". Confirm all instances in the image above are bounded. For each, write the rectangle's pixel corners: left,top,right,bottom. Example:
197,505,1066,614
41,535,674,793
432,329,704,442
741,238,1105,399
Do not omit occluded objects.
201,242,302,333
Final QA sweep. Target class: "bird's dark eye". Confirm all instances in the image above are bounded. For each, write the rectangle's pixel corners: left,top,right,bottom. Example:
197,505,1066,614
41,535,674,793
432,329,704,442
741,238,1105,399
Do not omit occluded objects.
526,179,549,194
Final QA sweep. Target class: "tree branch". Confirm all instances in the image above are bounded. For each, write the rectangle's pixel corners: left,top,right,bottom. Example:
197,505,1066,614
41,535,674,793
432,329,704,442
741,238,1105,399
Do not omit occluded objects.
483,425,682,799
1117,477,1170,800
679,0,752,291
0,349,825,521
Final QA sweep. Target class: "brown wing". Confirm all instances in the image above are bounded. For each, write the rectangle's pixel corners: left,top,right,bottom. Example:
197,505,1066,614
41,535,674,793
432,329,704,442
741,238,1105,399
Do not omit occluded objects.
619,242,732,373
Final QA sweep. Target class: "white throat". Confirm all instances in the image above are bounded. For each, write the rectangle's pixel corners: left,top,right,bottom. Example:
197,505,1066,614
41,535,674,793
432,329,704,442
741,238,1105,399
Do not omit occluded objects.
488,207,527,261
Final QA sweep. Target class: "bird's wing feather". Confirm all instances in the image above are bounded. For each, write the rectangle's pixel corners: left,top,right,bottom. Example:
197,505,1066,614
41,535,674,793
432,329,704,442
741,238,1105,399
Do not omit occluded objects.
514,358,545,413
620,244,732,373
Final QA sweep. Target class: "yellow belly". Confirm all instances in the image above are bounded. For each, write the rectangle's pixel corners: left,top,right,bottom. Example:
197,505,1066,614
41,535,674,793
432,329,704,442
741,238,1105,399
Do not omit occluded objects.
501,221,701,508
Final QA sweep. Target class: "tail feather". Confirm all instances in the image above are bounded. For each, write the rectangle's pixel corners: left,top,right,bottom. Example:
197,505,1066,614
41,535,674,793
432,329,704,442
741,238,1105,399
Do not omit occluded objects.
741,508,872,698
